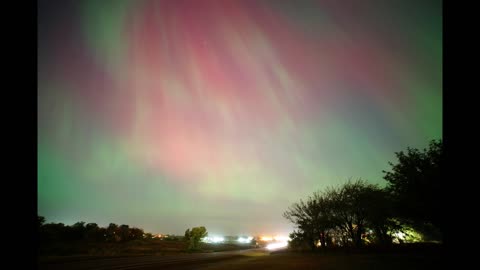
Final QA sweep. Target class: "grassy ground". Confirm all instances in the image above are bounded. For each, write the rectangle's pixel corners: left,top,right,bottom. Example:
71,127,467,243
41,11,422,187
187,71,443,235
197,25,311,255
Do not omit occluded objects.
198,249,444,270
39,244,445,269
39,239,255,257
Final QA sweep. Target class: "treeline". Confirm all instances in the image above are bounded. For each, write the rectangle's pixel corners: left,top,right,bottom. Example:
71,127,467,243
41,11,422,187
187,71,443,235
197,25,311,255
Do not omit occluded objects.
284,139,443,250
38,218,149,243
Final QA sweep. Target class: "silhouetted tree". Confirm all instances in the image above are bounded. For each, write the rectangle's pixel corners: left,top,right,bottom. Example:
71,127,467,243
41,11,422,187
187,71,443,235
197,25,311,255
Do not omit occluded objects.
84,223,102,242
85,223,99,231
38,215,46,228
326,180,372,247
38,216,47,243
383,139,443,240
107,223,120,242
129,227,144,240
39,219,154,249
119,224,130,242
184,229,190,241
185,226,208,250
97,227,107,242
69,221,86,241
284,191,335,250
41,222,66,243
362,188,398,245
288,230,312,250
285,179,394,249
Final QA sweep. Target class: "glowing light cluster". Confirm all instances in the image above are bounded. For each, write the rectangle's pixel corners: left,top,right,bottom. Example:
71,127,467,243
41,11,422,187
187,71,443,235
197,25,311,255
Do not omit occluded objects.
394,232,406,240
260,235,290,241
237,236,253,243
260,236,273,241
203,236,225,243
273,236,290,242
266,241,288,250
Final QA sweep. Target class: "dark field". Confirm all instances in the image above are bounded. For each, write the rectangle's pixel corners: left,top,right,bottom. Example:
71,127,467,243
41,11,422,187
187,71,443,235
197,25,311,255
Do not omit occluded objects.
39,239,256,257
200,250,444,270
39,244,445,270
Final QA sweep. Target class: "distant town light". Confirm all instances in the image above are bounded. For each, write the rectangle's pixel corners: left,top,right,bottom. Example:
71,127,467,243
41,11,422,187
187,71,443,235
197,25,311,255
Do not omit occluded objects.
273,236,290,241
266,242,288,250
203,236,225,243
237,237,253,243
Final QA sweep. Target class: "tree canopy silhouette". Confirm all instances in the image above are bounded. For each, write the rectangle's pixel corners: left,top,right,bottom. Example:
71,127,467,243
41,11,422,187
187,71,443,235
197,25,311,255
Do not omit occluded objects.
284,139,444,250
184,226,208,250
284,179,395,249
383,139,443,239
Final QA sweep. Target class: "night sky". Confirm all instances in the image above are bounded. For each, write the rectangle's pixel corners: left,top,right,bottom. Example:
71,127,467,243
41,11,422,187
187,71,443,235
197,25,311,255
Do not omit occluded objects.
38,0,442,236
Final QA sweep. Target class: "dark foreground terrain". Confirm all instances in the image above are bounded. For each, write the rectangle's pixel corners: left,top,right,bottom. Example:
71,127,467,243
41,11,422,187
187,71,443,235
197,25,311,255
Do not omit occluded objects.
39,245,444,270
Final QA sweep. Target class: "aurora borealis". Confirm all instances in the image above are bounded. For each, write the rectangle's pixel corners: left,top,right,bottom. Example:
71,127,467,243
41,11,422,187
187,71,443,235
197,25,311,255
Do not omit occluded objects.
38,0,442,236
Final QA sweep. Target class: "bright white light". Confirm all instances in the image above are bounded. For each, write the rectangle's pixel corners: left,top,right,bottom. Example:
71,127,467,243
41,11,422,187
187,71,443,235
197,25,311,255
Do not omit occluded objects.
394,232,406,240
237,237,251,243
212,236,224,243
261,236,273,241
266,241,288,250
203,236,225,243
273,236,290,241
